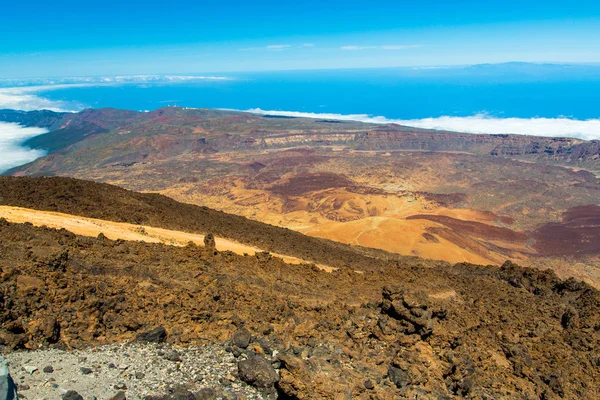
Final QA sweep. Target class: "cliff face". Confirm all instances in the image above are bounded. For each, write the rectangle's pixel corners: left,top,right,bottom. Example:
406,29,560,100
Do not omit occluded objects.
354,129,599,167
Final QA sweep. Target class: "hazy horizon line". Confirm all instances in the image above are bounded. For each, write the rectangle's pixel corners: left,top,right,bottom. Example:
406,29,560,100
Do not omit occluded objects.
3,61,600,83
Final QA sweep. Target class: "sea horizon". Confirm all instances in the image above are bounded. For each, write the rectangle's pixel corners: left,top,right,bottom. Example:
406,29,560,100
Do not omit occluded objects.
2,62,600,172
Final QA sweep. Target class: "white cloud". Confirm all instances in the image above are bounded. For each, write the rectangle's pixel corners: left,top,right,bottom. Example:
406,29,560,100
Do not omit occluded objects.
266,44,292,50
242,108,600,141
0,74,233,88
0,87,76,112
0,122,48,173
341,45,421,51
0,75,233,112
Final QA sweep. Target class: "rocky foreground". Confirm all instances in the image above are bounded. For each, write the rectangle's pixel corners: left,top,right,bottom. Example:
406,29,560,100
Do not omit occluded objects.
3,337,274,400
1,213,599,398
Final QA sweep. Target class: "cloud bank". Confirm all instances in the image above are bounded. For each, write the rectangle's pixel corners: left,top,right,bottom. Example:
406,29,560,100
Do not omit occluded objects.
0,86,78,112
0,122,48,173
244,109,600,141
0,75,232,88
0,75,233,112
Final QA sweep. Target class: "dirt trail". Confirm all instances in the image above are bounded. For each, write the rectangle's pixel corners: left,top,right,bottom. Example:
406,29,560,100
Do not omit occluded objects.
0,205,335,271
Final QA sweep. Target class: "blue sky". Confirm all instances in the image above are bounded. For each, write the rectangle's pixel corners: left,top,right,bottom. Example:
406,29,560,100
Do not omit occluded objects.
1,1,600,77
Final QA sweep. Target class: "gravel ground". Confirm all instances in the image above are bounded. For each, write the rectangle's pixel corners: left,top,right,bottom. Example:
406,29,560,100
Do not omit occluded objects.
3,342,265,399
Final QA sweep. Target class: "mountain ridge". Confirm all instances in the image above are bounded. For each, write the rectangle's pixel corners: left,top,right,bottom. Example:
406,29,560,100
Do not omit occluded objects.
2,107,599,174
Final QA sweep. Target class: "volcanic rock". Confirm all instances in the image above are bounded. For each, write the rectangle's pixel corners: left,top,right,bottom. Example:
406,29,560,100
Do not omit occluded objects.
204,233,216,250
237,354,279,391
231,328,251,349
136,327,167,344
62,390,84,400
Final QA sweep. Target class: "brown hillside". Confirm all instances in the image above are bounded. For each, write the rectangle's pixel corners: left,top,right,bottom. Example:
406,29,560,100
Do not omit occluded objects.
0,176,415,271
1,214,599,398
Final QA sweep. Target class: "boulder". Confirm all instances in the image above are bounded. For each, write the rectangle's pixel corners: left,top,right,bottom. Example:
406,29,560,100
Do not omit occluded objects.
238,354,279,390
203,233,216,250
136,326,167,343
381,286,434,338
41,317,61,343
231,327,251,349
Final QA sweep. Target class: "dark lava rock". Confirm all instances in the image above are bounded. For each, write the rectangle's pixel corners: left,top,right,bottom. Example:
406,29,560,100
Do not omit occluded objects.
195,388,217,400
80,367,93,375
231,327,251,349
42,366,54,373
170,392,196,400
364,379,374,390
204,233,216,249
164,351,182,362
257,337,272,354
381,286,435,338
147,388,196,400
62,390,84,400
108,392,127,400
388,366,410,388
40,317,61,343
231,346,243,358
238,354,279,390
136,326,167,343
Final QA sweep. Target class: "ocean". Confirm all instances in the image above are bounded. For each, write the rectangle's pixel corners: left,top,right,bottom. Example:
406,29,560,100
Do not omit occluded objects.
2,63,600,172
33,66,600,121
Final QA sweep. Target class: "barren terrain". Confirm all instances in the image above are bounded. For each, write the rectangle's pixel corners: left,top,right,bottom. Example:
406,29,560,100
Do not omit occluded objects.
3,107,600,285
1,177,599,398
0,205,333,271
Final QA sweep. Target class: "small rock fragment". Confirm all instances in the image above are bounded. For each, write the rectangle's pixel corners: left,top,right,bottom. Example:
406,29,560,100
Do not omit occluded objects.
108,391,127,400
231,346,243,358
23,366,37,375
195,388,217,400
43,366,54,373
164,351,182,362
62,390,84,400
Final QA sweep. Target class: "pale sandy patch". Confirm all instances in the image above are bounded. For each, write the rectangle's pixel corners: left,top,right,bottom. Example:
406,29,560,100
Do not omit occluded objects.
0,205,333,271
